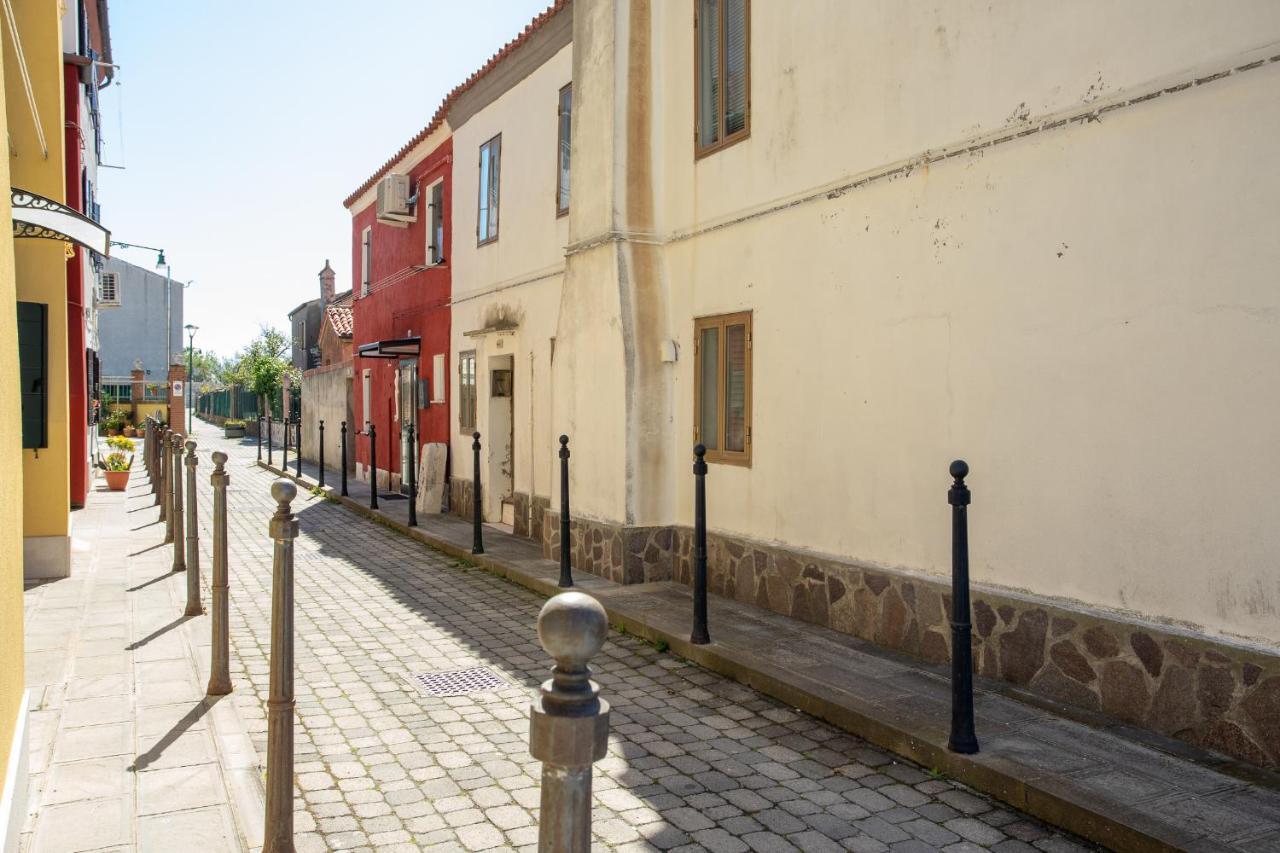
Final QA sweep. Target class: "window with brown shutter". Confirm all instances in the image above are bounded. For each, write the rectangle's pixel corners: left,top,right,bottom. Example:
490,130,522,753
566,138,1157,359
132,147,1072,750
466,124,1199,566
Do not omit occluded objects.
694,311,752,465
458,350,477,433
695,0,750,157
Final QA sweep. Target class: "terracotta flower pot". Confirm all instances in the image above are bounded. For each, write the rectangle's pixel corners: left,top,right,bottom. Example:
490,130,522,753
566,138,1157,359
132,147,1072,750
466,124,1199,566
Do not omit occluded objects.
104,469,130,491
123,427,136,437
106,429,119,437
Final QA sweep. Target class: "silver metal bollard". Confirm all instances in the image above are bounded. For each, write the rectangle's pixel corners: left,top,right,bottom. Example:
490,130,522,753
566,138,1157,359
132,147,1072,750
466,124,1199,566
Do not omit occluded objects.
263,480,298,853
530,592,611,853
207,451,232,696
162,428,173,531
171,434,186,573
184,439,202,617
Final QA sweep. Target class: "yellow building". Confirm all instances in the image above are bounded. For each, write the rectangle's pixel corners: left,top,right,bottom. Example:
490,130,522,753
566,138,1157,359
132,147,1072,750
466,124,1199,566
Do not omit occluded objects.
5,0,70,587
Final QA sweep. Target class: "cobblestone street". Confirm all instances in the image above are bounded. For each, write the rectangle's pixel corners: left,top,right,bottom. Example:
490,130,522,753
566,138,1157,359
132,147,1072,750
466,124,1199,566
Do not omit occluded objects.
177,419,1093,853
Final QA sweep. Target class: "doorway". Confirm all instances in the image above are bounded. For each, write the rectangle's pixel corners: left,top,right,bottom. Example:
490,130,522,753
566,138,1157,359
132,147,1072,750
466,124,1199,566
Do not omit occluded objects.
487,354,514,524
397,358,419,493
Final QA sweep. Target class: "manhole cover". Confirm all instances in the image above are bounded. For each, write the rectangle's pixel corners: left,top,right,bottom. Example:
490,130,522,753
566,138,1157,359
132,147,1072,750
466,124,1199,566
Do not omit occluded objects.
405,666,508,697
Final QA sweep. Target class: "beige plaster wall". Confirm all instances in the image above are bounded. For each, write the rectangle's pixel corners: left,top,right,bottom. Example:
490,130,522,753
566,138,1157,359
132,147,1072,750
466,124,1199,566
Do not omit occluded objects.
449,44,572,519
558,0,1280,646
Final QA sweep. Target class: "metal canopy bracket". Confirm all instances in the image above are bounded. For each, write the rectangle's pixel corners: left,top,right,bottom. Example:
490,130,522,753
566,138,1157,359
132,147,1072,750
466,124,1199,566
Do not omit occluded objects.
11,188,111,254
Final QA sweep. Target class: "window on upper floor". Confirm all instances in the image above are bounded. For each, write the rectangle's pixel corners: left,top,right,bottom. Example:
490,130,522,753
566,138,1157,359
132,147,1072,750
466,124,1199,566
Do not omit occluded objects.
694,311,752,465
426,180,445,265
458,350,477,432
361,226,372,296
557,84,572,216
98,272,119,306
477,135,501,245
695,0,750,157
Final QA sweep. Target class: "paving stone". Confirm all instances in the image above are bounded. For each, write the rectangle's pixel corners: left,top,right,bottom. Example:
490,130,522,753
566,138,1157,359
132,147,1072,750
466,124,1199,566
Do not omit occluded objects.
20,421,1099,853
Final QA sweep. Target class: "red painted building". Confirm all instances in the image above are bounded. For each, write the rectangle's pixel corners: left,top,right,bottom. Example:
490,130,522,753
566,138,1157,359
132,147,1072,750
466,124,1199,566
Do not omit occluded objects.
345,133,453,495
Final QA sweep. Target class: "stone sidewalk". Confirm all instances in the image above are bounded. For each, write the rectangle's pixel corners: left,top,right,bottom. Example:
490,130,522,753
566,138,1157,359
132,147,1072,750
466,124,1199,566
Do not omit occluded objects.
20,444,262,853
181,417,1099,852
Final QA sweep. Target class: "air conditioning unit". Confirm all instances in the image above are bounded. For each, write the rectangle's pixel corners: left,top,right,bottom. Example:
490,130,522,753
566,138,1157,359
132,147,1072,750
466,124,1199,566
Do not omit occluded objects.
376,174,416,226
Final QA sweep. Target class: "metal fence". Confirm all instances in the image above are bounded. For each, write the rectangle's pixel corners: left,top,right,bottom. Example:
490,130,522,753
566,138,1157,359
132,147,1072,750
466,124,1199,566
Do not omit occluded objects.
197,386,261,420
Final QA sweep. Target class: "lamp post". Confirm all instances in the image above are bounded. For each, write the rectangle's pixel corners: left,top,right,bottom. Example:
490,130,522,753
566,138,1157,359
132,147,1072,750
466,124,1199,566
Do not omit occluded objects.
184,324,199,434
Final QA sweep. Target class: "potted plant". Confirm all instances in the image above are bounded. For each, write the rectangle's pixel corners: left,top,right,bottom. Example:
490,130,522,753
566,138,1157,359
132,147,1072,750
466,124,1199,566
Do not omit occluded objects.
100,451,132,491
224,418,247,438
123,424,137,437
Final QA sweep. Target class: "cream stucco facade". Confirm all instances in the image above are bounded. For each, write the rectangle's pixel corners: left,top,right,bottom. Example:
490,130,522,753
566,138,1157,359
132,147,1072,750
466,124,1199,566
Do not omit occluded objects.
553,0,1280,648
448,31,572,531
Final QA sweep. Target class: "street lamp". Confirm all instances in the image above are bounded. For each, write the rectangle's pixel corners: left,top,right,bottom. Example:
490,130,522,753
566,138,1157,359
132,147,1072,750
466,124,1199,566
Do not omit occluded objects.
185,324,198,433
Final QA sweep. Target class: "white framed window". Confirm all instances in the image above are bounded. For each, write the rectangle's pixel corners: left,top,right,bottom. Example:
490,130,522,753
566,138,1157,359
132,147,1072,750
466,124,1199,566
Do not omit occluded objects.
432,354,445,403
424,179,445,266
98,272,119,306
361,226,372,296
362,368,372,428
477,135,501,245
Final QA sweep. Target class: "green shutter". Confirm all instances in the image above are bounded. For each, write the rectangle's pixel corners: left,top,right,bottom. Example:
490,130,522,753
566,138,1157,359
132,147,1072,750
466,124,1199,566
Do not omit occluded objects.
17,301,48,449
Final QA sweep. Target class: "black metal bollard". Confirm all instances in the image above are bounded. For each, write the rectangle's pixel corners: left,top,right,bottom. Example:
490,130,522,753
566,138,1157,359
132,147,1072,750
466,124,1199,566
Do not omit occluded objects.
691,444,710,645
294,419,301,478
471,431,483,554
368,423,378,510
318,420,326,488
558,435,573,588
406,424,418,527
257,416,263,462
281,413,289,473
267,414,274,466
947,460,979,754
340,421,348,497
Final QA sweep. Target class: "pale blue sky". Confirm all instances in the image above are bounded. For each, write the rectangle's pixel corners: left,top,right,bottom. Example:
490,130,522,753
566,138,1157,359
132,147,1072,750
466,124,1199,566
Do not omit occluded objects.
98,1,553,358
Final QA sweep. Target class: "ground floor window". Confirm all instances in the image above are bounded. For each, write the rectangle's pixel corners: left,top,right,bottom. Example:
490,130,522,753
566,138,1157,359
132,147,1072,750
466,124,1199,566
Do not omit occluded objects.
458,350,477,432
694,310,752,465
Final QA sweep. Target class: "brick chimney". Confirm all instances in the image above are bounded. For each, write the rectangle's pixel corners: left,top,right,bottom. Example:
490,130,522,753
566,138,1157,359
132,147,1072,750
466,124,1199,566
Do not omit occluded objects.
319,259,335,304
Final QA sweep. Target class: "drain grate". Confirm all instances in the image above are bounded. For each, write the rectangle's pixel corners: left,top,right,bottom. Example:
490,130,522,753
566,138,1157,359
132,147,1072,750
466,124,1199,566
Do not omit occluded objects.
405,666,508,697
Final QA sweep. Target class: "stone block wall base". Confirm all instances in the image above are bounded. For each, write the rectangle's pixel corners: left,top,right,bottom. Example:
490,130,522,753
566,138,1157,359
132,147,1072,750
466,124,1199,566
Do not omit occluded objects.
539,508,673,585
449,477,476,523
23,535,70,580
510,493,550,542
538,508,1280,770
0,691,29,853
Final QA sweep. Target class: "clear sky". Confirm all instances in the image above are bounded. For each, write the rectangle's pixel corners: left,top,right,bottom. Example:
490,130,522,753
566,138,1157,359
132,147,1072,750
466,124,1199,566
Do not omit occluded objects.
98,1,554,358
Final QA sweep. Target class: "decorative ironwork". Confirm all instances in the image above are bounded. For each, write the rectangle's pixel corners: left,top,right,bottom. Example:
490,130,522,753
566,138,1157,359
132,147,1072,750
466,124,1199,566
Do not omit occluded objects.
11,188,111,253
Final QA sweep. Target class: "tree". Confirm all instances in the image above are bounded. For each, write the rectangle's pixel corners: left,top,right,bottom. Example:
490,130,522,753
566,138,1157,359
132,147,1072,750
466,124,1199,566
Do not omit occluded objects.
225,326,297,415
190,348,231,392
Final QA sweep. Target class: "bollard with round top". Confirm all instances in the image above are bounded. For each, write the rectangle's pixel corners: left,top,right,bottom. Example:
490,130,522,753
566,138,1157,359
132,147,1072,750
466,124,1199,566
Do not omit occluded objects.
294,418,301,477
263,479,299,853
171,434,186,573
281,413,289,473
368,423,379,510
529,591,611,853
407,423,417,527
184,440,202,617
558,435,573,587
161,427,173,523
257,415,263,462
340,421,348,496
207,451,232,696
471,431,483,554
947,459,979,754
691,443,710,645
266,414,274,466
318,419,326,489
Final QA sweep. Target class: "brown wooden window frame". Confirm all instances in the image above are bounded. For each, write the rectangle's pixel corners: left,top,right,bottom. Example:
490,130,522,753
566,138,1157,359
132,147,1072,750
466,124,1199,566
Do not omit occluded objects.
694,0,751,159
458,350,477,433
556,83,572,217
693,311,752,466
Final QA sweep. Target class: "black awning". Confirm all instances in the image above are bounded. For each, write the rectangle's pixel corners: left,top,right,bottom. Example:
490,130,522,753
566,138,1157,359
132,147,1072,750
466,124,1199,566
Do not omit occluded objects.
357,337,421,359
